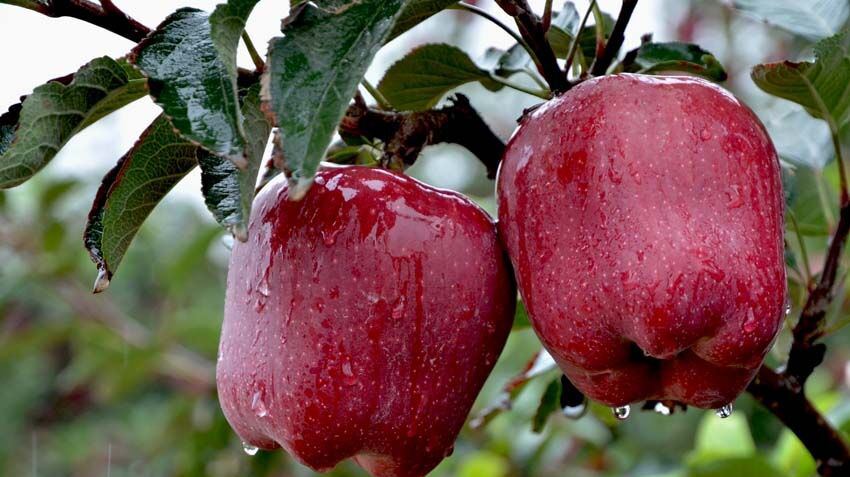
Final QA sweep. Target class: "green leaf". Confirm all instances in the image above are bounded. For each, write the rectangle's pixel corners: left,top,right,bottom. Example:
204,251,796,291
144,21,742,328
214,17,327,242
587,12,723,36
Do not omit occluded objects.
532,377,562,433
688,456,788,477
688,412,755,465
0,57,146,189
199,84,271,240
84,116,200,292
513,300,531,330
209,0,261,79
388,0,458,42
772,429,816,477
265,0,406,200
378,44,498,111
732,0,849,41
625,42,728,81
579,12,614,64
752,29,850,127
132,8,247,165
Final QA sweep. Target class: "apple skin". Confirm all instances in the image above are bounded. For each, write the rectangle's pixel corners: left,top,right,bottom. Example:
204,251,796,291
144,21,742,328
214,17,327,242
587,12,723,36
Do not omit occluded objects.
497,74,786,409
217,166,515,476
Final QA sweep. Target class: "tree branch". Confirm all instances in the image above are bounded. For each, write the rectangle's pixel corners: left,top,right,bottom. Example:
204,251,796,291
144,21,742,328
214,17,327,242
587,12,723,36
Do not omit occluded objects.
340,94,505,178
494,0,569,93
590,0,638,76
31,0,151,43
748,367,850,477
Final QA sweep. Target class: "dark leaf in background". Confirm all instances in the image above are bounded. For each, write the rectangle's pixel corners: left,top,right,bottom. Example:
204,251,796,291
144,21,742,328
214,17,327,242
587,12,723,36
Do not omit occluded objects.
731,0,849,41
378,44,499,111
579,11,614,65
84,116,200,293
264,0,406,200
199,84,271,241
132,8,247,166
752,28,850,127
0,57,146,188
388,0,459,42
623,42,727,81
532,377,562,432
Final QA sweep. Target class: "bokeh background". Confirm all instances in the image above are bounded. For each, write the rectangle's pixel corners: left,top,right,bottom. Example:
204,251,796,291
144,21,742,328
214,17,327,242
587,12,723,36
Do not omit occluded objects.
1,1,849,476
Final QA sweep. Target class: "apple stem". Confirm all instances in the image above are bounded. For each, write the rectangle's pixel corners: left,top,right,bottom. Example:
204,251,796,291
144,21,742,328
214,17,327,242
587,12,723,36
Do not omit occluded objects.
589,0,639,77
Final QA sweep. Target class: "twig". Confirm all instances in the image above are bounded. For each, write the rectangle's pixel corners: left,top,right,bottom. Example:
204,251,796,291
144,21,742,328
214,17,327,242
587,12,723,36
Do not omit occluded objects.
748,368,850,477
339,94,505,178
33,0,152,43
494,0,568,93
241,31,265,71
564,0,596,78
450,3,540,69
590,0,638,76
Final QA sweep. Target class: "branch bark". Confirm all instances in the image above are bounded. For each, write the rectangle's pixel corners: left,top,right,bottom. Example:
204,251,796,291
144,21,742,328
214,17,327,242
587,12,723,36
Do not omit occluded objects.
494,0,569,93
32,0,151,43
340,94,505,178
748,367,850,477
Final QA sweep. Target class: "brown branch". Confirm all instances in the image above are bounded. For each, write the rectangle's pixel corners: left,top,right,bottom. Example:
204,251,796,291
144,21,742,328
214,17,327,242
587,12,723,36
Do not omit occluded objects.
748,367,850,477
590,0,638,76
32,0,151,43
785,202,850,385
340,94,505,178
494,0,569,93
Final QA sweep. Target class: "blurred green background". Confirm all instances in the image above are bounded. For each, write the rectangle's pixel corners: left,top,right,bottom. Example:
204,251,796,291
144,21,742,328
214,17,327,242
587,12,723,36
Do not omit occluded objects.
2,1,850,476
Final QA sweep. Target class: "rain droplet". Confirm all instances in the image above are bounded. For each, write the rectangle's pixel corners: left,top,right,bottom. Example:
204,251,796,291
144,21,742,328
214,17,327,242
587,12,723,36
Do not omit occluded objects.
257,277,270,297
715,403,733,418
613,405,630,420
785,302,792,316
700,128,712,141
653,402,671,416
342,361,357,385
221,234,235,251
242,443,259,456
562,401,587,419
743,308,758,333
93,267,111,294
251,391,268,418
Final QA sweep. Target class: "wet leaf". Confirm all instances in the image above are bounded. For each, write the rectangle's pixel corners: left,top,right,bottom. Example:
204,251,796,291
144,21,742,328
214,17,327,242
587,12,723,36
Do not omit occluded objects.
84,116,200,291
264,0,406,199
624,42,727,81
752,28,850,127
0,57,146,188
388,0,459,42
132,8,247,165
531,377,562,432
209,0,261,79
732,0,849,41
378,44,499,111
199,84,271,240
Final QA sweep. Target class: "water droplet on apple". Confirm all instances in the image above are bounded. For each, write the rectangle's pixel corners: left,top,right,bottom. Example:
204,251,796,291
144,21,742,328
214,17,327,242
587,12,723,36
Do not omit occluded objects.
251,391,268,418
257,277,270,297
653,402,671,416
613,405,630,420
715,403,733,418
221,234,234,251
392,297,405,320
242,443,259,456
743,308,757,333
342,361,357,385
700,128,712,141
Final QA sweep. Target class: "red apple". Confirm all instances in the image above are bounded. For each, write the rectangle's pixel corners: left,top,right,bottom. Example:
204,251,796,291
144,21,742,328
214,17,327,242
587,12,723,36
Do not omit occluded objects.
217,166,515,476
497,74,786,410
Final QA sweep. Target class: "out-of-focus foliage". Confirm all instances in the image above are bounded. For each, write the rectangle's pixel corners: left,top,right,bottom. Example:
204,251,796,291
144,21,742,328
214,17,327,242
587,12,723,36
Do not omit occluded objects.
2,1,850,476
